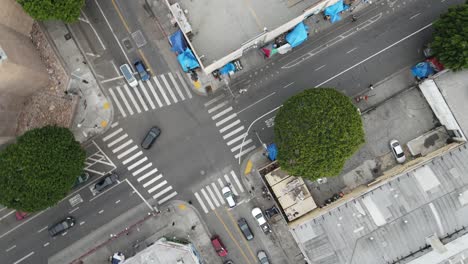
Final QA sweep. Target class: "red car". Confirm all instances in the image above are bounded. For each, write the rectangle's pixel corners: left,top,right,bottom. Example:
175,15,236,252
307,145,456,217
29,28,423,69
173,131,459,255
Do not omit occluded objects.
15,211,28,220
211,235,228,257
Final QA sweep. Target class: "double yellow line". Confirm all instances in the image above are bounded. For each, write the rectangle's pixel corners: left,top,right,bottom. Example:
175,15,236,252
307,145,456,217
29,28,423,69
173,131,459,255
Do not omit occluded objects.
110,0,154,74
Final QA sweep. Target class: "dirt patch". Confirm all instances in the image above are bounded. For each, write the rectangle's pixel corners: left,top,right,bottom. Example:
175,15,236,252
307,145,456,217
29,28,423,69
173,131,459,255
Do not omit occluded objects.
15,22,77,136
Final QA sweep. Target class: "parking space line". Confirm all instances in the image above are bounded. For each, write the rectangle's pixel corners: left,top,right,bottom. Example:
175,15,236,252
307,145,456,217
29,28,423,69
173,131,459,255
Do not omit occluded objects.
139,81,155,109
117,145,138,159
212,107,233,120
138,169,159,182
206,185,220,207
212,182,225,205
176,72,193,99
222,126,244,140
160,75,178,103
153,186,173,199
194,192,208,213
124,85,142,113
148,180,167,194
153,76,171,105
133,163,152,176
6,245,16,252
122,151,143,165
109,88,126,117
108,134,128,147
103,128,123,142
224,174,238,196
201,188,215,210
219,120,240,133
127,157,148,170
158,191,178,204
215,113,237,127
13,252,34,264
146,80,163,107
231,171,244,193
168,72,185,100
116,86,134,115
112,139,133,153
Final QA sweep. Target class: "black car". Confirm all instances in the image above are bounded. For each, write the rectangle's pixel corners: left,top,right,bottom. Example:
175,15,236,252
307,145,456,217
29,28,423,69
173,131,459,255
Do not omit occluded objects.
48,216,75,237
73,172,90,188
141,127,161,149
237,218,254,240
91,173,118,195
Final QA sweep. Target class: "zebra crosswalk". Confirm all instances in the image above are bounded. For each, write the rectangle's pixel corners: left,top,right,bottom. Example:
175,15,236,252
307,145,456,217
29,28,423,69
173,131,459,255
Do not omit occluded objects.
102,124,178,205
205,94,257,160
109,72,192,118
194,170,246,214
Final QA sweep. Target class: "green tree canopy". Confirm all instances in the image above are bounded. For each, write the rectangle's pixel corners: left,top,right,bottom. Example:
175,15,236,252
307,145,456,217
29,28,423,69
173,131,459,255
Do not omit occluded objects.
0,126,85,212
431,2,468,71
274,88,365,180
17,0,84,23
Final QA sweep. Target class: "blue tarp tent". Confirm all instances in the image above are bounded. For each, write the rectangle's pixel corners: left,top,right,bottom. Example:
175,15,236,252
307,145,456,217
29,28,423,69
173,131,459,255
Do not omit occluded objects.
177,48,200,72
411,62,434,79
169,30,187,54
267,144,278,161
285,22,309,48
219,63,236,75
324,0,350,23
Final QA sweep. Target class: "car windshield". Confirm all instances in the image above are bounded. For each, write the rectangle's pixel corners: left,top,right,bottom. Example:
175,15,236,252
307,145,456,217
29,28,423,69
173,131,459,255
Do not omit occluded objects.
396,152,404,158
223,191,231,198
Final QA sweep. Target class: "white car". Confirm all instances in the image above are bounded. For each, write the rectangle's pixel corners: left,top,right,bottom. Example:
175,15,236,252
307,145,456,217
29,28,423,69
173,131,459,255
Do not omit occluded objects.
252,207,271,233
222,186,236,208
390,139,406,163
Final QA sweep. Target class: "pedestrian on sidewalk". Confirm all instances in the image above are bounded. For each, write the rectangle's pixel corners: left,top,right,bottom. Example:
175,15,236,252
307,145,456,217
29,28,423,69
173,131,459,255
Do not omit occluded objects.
369,84,374,90
351,15,357,22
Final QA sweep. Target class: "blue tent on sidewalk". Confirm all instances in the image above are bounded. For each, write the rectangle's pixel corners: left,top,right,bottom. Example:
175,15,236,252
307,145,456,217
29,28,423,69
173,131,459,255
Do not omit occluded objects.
324,0,350,23
219,63,236,75
169,30,188,54
177,48,200,72
285,22,309,48
267,144,278,161
411,62,434,79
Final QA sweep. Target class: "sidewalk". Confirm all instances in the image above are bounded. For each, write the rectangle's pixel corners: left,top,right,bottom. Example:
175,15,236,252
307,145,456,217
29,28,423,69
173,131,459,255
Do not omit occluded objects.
42,21,112,143
50,201,217,264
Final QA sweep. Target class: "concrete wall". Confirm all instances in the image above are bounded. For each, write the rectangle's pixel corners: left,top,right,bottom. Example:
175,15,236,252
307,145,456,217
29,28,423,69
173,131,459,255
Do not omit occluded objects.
0,0,49,143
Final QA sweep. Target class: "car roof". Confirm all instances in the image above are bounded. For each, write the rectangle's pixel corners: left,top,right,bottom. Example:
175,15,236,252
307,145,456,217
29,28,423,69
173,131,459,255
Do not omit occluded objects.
252,207,262,215
222,186,231,193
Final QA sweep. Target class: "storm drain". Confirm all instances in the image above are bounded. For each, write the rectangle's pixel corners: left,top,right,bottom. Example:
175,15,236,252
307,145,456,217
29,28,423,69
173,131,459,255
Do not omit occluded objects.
132,30,147,48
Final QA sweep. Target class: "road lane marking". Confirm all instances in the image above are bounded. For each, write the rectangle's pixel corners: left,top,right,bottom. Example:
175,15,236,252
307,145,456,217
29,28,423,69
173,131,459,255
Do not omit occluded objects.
208,101,228,114
139,81,155,109
201,188,215,210
127,157,148,171
13,251,34,264
204,94,225,107
112,139,133,153
79,221,85,225
212,107,233,120
225,209,257,262
124,85,142,113
206,185,220,207
283,82,294,89
315,65,326,71
160,75,178,103
103,128,123,142
194,192,209,213
109,88,126,117
223,126,244,139
133,163,152,176
89,181,124,202
158,191,177,204
227,133,247,146
37,226,48,233
115,200,121,204
234,145,256,159
220,120,240,133
142,174,163,187
237,92,275,114
122,151,143,165
148,180,167,194
168,72,185,100
214,210,251,264
124,179,154,211
80,11,106,50
116,86,134,115
153,186,173,199
69,207,80,214
43,242,50,247
117,145,138,159
346,47,357,54
6,245,16,252
215,113,237,127
231,171,244,193
0,210,14,220
224,174,238,196
62,231,68,236
98,209,104,214
153,76,171,105
212,182,225,205
409,13,420,20
231,139,252,152
176,72,193,98
137,169,159,182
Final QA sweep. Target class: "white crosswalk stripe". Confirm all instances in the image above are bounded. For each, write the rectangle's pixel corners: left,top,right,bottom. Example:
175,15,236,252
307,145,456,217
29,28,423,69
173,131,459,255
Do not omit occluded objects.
112,139,133,153
158,191,178,204
160,75,178,103
124,85,141,113
195,192,208,214
215,113,236,127
122,151,142,165
132,163,152,176
212,107,233,120
142,174,163,187
219,120,240,133
201,189,215,210
208,101,228,114
148,180,167,194
168,72,185,101
107,134,128,147
103,128,123,142
139,81,155,109
212,182,225,205
153,186,173,199
222,126,244,140
176,72,192,99
146,80,163,107
227,133,246,146
117,145,138,159
231,171,244,193
133,85,148,111
230,139,252,152
117,86,134,115
138,169,159,182
204,94,225,107
234,145,257,159
109,88,127,117
224,174,238,196
153,76,171,105
206,185,220,207
127,157,148,170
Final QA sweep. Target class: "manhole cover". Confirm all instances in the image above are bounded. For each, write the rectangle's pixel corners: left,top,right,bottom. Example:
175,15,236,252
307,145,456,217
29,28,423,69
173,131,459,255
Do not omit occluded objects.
123,38,133,50
64,33,72,40
131,30,147,48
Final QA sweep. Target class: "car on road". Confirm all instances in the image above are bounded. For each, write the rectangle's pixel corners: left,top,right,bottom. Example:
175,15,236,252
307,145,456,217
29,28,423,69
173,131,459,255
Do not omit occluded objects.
15,211,28,221
222,186,236,208
73,172,90,188
237,218,254,240
141,127,161,149
48,216,75,237
211,235,228,257
91,173,119,195
257,250,270,264
134,60,150,81
390,139,406,163
119,64,138,87
252,207,271,234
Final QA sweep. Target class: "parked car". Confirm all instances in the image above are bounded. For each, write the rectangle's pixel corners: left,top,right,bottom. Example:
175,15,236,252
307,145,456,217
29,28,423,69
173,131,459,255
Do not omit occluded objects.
257,250,270,264
252,207,271,234
91,173,119,195
211,235,228,257
390,139,406,163
141,127,161,149
48,216,75,237
237,218,254,240
73,172,90,188
119,64,138,87
222,186,236,208
15,211,28,221
134,60,150,81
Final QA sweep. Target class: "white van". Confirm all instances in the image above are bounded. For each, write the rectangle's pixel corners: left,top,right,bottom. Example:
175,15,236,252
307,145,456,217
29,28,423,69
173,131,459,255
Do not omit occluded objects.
119,64,138,87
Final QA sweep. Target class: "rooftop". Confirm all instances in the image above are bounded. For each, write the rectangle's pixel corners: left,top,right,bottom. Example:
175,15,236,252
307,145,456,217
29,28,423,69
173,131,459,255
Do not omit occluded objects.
291,144,468,264
172,0,321,66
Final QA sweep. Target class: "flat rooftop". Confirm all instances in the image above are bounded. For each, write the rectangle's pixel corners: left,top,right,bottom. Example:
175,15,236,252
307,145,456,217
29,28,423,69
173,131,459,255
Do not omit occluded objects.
124,238,199,264
173,0,321,65
291,144,468,264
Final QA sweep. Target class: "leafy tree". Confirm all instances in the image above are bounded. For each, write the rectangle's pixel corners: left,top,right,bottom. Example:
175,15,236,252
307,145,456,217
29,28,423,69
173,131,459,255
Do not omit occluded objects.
0,126,85,212
16,0,84,23
430,2,468,71
274,88,365,180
